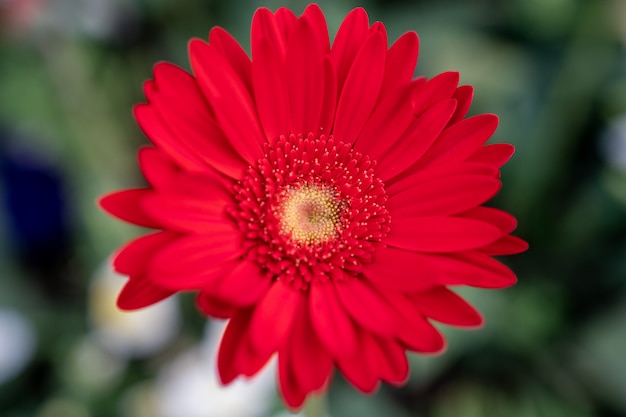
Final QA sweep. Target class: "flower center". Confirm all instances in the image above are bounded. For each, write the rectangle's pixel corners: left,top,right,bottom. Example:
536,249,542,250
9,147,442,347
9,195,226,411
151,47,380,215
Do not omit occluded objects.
279,184,342,245
231,133,390,290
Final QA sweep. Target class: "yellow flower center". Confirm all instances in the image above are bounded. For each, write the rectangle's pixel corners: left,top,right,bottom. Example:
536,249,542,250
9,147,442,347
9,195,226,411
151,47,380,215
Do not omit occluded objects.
280,185,341,245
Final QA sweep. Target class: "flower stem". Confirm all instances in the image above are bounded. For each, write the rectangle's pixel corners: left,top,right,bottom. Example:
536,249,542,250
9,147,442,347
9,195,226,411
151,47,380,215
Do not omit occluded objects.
302,392,327,417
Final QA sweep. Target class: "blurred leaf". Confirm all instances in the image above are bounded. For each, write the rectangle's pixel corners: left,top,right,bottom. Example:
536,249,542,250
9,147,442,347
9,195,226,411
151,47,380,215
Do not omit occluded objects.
571,294,626,413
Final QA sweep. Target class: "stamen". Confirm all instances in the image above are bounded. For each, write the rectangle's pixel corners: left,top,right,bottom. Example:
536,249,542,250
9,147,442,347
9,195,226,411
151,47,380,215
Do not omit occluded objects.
279,185,342,245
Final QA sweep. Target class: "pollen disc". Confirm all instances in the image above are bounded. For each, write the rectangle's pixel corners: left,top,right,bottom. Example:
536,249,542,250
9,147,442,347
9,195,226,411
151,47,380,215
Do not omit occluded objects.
278,185,342,245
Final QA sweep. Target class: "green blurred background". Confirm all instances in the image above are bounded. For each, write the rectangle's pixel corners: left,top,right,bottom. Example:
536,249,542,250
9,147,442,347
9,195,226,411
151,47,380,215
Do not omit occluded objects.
1,0,626,416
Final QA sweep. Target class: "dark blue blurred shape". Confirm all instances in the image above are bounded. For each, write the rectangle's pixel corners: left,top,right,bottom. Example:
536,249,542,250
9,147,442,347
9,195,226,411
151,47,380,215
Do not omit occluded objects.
0,123,77,302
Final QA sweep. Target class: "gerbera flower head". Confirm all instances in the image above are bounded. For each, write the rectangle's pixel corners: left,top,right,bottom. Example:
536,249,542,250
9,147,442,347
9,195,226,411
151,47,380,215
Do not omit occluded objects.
100,4,527,409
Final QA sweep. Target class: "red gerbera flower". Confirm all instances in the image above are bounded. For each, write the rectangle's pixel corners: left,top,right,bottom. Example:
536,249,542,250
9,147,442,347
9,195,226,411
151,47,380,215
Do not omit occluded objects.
100,4,527,409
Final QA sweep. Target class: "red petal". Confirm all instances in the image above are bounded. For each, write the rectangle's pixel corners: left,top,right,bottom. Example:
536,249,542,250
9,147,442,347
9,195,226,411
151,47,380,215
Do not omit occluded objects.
149,63,248,179
150,62,214,120
301,4,330,52
249,281,302,357
309,282,358,359
217,310,272,383
336,331,379,393
401,316,445,353
99,189,158,228
478,234,528,256
318,57,337,135
117,274,175,310
461,206,518,233
386,216,501,253
217,312,250,384
413,72,459,115
380,290,446,353
376,99,457,181
388,175,501,218
278,296,333,409
278,348,308,410
209,26,252,94
141,193,231,234
369,21,388,38
153,260,236,291
114,231,177,277
334,274,399,337
286,17,325,135
380,31,419,95
371,337,409,385
448,85,474,126
363,247,441,291
189,39,264,162
143,79,156,98
252,37,289,141
354,81,420,159
275,7,297,41
196,292,238,319
413,287,484,327
251,8,288,60
420,114,499,169
148,232,244,289
469,143,515,167
213,260,272,306
352,333,409,385
387,161,499,193
133,104,205,172
331,7,369,93
288,296,333,393
138,147,179,191
169,170,234,198
333,31,386,145
433,251,518,288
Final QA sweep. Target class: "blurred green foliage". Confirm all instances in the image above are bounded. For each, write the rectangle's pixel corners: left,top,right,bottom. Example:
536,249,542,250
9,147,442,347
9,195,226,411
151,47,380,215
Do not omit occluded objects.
1,0,626,416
